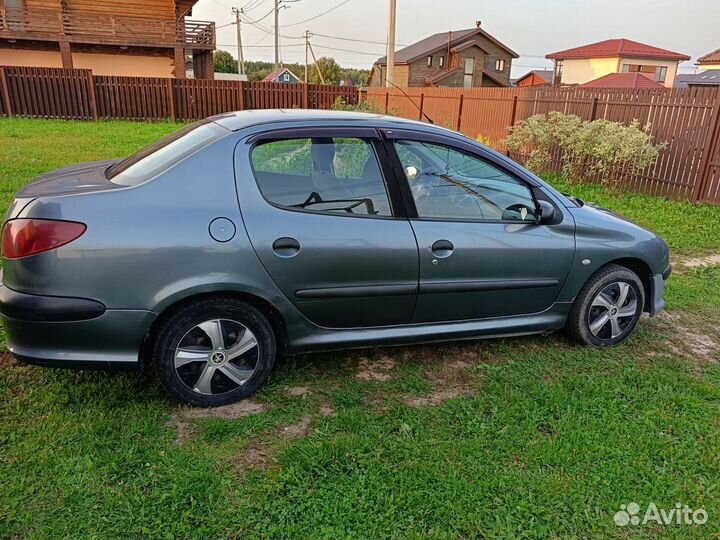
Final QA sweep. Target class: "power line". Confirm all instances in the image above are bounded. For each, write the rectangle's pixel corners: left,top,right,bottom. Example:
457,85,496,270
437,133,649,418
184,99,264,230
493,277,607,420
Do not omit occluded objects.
217,42,304,48
241,0,266,12
242,5,276,24
281,0,352,27
310,32,406,47
312,43,384,56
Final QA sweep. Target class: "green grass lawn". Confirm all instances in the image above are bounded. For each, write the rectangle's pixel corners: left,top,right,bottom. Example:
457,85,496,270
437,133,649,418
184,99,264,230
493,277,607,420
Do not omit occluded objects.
1,118,720,539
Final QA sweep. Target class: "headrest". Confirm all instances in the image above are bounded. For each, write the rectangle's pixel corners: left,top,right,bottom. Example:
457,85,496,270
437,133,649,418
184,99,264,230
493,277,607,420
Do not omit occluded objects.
311,138,335,174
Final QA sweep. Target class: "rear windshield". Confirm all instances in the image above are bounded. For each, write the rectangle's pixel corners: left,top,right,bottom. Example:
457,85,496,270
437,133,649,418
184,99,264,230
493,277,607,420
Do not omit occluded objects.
106,121,227,186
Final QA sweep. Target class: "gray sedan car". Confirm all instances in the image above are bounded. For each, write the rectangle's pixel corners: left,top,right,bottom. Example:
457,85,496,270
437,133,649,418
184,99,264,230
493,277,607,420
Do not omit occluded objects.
0,110,671,406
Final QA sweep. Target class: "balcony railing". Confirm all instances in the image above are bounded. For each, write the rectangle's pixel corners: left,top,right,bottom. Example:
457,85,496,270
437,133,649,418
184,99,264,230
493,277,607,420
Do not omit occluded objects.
0,6,215,49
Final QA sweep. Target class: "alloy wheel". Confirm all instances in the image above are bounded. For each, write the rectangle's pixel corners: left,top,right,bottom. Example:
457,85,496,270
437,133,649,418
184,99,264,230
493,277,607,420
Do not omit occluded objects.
587,281,639,341
173,318,260,395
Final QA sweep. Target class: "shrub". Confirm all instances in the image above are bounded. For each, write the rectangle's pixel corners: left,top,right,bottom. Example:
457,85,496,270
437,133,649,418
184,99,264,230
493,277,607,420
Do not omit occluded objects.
476,134,494,148
504,112,584,173
504,112,665,190
333,96,382,113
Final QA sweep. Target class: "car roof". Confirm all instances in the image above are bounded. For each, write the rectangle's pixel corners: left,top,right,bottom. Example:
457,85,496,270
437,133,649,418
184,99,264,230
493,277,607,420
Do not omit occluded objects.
209,109,446,133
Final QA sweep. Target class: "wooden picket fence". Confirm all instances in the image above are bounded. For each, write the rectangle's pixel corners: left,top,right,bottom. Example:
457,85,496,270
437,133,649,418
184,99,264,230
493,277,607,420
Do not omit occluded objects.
367,86,720,205
2,63,720,205
0,66,358,122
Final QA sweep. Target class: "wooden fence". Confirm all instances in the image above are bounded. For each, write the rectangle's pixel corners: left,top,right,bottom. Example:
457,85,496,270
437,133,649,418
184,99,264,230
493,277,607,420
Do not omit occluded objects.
2,64,720,206
366,86,720,205
0,66,358,122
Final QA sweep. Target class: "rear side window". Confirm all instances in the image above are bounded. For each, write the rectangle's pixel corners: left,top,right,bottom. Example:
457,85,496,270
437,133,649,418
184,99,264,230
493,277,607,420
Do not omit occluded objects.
251,137,392,217
107,121,227,186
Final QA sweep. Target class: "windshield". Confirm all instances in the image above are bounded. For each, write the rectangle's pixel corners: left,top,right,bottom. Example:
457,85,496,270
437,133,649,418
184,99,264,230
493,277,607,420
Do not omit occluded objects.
106,121,227,186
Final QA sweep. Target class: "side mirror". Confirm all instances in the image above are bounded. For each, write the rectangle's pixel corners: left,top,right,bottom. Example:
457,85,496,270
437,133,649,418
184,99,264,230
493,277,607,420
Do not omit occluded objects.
536,200,556,225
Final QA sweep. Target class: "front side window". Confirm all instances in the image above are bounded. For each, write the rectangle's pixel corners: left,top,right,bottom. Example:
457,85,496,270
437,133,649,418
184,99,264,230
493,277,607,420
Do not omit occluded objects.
107,121,226,186
427,55,433,67
393,140,537,222
495,58,505,71
439,55,445,68
251,137,392,217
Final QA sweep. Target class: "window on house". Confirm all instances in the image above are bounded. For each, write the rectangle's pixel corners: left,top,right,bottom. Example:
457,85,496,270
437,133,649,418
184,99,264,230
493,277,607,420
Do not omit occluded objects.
283,72,290,82
439,55,445,68
655,66,668,83
554,60,563,83
495,58,505,72
464,57,475,88
427,55,433,67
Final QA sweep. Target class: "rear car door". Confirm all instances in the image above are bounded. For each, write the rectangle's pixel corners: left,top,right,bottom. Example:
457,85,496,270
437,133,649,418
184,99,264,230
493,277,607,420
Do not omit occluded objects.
383,129,575,323
234,127,418,328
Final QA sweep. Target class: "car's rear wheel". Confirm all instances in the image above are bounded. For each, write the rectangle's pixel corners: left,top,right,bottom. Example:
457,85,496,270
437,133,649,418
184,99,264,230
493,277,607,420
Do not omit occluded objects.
152,297,276,407
566,264,645,346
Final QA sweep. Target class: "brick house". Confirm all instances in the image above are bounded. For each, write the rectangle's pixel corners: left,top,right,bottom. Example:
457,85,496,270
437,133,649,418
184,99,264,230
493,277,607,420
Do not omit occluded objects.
368,21,518,88
0,0,215,79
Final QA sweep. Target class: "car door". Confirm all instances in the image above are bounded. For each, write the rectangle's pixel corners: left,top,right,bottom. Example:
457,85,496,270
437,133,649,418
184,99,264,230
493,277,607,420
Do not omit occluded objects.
234,126,419,328
382,129,575,323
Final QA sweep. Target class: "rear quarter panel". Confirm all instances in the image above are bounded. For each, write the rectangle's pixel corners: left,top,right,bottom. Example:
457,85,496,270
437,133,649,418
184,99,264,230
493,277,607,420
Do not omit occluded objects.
2,135,293,319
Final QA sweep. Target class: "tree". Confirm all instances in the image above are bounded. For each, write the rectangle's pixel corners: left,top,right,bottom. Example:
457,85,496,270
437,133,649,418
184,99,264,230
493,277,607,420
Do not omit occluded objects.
309,57,341,85
214,50,237,74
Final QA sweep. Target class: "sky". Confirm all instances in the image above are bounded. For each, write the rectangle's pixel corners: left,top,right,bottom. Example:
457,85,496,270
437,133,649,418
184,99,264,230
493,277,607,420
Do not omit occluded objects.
191,0,719,77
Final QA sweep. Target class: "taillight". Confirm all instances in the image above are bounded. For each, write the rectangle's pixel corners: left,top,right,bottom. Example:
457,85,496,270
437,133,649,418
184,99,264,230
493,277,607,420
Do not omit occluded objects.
1,219,86,260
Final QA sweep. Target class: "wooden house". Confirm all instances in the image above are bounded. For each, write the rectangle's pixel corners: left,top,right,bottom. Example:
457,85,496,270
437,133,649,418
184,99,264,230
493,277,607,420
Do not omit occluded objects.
0,0,215,78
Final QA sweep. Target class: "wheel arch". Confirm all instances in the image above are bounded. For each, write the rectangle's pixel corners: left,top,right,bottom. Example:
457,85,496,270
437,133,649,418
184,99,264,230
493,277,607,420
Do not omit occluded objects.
603,257,653,312
140,290,289,371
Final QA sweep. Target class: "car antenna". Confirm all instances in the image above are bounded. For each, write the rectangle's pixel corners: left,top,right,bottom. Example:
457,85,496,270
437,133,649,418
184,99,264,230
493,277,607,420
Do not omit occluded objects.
373,65,434,124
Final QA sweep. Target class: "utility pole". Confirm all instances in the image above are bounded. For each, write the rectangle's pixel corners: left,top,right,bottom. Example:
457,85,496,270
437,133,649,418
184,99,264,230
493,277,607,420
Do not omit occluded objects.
304,30,309,84
232,7,245,75
274,0,280,70
308,39,325,84
385,0,396,87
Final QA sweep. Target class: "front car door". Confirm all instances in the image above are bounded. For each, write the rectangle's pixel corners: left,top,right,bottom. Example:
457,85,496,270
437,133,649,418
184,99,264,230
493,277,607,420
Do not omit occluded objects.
382,129,576,323
234,126,418,328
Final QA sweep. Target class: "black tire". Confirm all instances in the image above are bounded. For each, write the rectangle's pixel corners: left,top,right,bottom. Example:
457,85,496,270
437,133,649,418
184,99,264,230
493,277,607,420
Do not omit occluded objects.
566,264,645,347
152,296,276,407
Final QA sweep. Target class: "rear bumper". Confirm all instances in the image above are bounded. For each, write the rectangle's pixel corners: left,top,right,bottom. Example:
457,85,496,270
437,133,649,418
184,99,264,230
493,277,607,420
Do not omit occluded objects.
0,284,155,370
0,283,106,322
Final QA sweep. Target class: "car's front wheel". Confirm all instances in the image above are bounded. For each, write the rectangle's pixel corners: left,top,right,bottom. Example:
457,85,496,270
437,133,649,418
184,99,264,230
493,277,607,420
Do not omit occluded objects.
566,264,645,346
152,297,276,407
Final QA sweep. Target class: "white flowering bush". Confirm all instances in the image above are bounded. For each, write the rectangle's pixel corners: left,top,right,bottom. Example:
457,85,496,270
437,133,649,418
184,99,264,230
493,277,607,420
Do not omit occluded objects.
504,112,584,173
505,112,665,190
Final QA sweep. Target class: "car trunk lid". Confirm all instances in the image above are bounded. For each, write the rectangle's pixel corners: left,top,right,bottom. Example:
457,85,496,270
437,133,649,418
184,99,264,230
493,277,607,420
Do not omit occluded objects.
6,159,123,219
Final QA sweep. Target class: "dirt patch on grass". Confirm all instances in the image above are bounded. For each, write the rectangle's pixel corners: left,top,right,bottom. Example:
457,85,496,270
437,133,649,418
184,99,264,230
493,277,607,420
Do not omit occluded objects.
168,399,268,445
673,254,720,273
405,357,479,408
282,414,312,438
238,414,314,472
285,386,311,397
356,355,396,381
0,353,13,370
654,311,719,364
405,388,474,408
283,385,336,417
